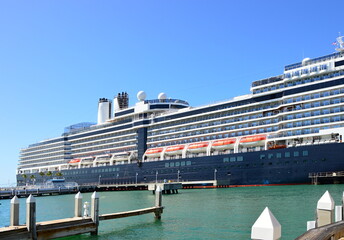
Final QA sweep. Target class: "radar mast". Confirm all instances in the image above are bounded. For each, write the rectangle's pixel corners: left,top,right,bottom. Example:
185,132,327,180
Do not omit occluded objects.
335,34,344,52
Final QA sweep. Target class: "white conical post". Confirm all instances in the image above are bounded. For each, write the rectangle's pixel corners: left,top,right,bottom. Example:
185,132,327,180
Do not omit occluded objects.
251,207,281,240
26,194,37,240
10,195,20,226
74,192,83,217
316,190,334,227
91,191,99,235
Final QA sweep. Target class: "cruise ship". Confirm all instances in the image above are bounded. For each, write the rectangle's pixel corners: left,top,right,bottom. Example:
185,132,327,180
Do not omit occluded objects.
17,36,344,187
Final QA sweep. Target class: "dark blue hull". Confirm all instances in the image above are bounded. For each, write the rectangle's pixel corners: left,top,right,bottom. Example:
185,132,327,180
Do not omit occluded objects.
17,143,344,186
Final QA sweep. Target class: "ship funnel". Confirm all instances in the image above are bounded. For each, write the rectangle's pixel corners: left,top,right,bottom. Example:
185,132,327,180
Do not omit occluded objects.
113,92,129,114
97,98,112,124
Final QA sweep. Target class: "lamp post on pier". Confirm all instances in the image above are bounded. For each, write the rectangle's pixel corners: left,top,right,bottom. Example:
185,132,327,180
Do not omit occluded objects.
155,171,158,183
135,172,138,186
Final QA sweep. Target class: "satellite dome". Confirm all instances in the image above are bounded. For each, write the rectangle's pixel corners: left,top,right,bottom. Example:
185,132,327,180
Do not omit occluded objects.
302,57,311,65
158,92,167,100
137,91,146,101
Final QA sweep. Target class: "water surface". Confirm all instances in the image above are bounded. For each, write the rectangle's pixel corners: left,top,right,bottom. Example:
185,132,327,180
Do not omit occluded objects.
1,184,343,239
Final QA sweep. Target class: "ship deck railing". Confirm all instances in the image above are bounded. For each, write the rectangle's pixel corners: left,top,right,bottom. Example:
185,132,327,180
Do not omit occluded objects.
309,171,344,178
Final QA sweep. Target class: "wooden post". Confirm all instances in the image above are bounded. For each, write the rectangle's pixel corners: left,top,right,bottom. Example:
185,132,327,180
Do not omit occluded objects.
10,195,19,226
26,194,37,240
155,186,162,219
251,207,281,240
91,191,99,235
316,190,334,227
74,192,83,217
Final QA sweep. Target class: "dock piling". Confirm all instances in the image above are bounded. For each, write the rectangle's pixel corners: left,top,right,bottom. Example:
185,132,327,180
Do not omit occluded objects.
91,191,99,235
316,190,334,227
26,194,37,240
74,192,83,217
10,195,19,226
155,186,162,219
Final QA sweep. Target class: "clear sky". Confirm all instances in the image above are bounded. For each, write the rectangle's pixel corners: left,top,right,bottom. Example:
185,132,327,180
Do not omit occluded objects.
0,0,343,186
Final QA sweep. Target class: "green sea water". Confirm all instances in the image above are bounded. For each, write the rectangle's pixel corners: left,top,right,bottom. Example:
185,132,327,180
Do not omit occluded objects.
1,184,344,239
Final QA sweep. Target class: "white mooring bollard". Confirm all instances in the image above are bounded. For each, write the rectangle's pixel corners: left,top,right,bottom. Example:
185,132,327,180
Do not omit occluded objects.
251,207,281,240
335,205,343,222
10,195,20,226
316,190,334,227
74,192,83,217
91,191,99,235
306,221,316,231
26,194,37,240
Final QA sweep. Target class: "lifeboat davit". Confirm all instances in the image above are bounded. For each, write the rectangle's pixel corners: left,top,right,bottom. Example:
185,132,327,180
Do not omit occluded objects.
69,159,81,164
145,148,164,158
187,142,209,153
80,156,94,164
240,135,266,146
212,138,236,150
165,145,185,155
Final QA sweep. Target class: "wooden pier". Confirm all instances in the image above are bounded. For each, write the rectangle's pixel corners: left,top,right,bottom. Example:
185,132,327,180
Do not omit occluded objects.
0,179,233,200
0,187,164,240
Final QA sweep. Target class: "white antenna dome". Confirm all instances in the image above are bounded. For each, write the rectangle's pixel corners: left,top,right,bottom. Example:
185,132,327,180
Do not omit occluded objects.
158,92,167,100
302,57,311,65
137,91,146,101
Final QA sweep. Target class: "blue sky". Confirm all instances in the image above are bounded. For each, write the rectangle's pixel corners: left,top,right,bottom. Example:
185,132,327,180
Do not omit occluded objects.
0,0,343,185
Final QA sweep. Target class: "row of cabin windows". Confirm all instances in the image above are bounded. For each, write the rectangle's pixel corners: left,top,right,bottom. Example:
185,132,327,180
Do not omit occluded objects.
283,115,344,128
281,123,344,137
284,87,344,104
260,150,308,159
253,70,344,94
149,102,279,133
71,141,136,154
21,149,70,161
72,147,136,159
72,130,135,145
72,135,135,150
149,94,344,143
165,161,192,168
22,142,68,154
224,158,327,169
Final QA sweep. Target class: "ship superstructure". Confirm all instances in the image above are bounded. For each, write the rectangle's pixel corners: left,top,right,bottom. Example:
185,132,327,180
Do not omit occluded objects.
17,36,344,186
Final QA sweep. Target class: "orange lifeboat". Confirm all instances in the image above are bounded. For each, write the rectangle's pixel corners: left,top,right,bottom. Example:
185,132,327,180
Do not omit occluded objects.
69,159,81,164
212,138,236,150
240,135,266,146
187,142,209,153
165,145,185,155
145,148,164,157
